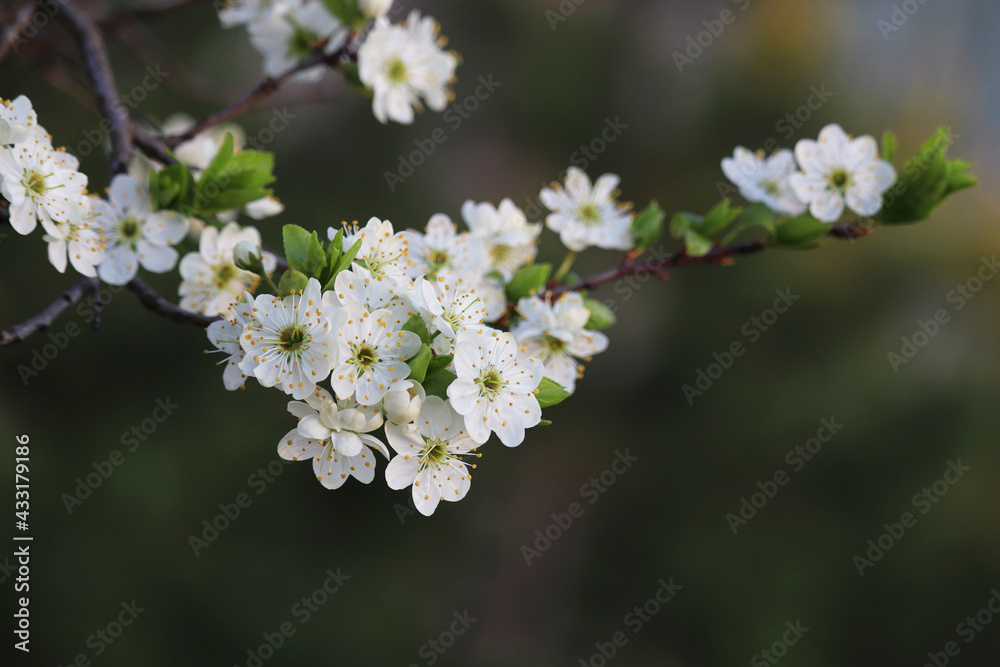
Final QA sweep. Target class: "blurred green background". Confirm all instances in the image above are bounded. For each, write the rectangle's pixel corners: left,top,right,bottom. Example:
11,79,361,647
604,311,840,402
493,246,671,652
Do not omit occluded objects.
2,0,1000,664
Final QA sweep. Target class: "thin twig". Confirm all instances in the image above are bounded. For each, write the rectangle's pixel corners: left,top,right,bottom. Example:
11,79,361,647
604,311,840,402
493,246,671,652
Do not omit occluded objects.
52,0,132,175
0,277,99,345
0,1,36,65
127,277,220,327
163,45,351,148
548,220,871,298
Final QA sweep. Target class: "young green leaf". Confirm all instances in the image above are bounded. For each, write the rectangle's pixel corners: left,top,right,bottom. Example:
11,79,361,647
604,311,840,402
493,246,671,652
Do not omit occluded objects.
631,200,665,250
335,237,363,274
670,211,701,240
881,130,898,163
426,354,454,377
739,202,778,235
402,314,432,346
407,344,432,383
773,214,830,247
505,263,552,302
423,370,457,400
283,225,327,278
278,268,309,295
583,298,616,330
684,229,713,257
699,199,743,238
535,377,570,408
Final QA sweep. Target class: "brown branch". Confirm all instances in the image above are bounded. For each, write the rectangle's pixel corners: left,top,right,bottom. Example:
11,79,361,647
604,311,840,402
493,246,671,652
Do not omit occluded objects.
127,277,220,327
52,0,132,175
0,277,99,346
548,220,872,298
163,44,351,148
0,1,36,65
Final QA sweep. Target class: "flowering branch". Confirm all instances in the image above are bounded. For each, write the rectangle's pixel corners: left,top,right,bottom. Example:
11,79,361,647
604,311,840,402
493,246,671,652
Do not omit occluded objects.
51,0,132,175
162,44,352,149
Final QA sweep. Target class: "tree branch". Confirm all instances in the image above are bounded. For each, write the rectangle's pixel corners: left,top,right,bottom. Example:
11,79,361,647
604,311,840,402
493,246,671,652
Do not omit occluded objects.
0,1,36,65
163,44,351,148
127,277,220,327
0,277,99,346
548,220,872,298
52,0,132,175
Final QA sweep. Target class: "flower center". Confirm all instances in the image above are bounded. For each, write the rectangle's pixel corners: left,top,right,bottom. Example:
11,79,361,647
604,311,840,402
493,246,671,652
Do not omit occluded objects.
24,170,46,195
427,249,450,271
828,168,851,193
475,367,506,399
489,244,511,264
420,439,450,468
544,335,567,353
386,57,408,84
278,325,308,353
118,217,142,244
578,202,601,225
761,180,780,196
351,342,379,371
213,262,237,288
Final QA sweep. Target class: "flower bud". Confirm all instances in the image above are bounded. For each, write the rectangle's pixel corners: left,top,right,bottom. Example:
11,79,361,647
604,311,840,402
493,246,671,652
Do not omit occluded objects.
233,241,264,273
384,380,425,424
358,0,393,19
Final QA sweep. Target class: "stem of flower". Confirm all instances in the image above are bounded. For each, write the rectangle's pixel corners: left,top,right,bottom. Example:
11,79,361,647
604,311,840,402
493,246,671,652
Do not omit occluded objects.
553,250,578,282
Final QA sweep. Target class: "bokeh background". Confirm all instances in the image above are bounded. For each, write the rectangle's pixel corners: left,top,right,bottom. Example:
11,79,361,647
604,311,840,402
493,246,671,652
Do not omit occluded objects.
2,0,1000,664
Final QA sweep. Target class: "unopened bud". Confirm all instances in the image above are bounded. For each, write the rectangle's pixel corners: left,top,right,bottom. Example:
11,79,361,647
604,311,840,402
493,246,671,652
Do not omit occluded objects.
359,0,393,19
233,241,264,273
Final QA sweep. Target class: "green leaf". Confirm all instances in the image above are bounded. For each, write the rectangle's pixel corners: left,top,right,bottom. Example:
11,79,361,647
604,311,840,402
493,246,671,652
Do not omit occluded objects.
583,298,616,330
684,229,713,257
282,225,326,278
402,314,432,346
535,377,570,408
423,370,456,400
320,0,359,24
149,164,195,211
881,130,897,163
773,214,830,247
631,200,665,250
878,126,968,225
335,238,363,274
699,199,743,238
322,228,344,289
426,354,453,378
407,344,431,384
538,419,553,426
739,202,778,235
670,212,701,240
278,268,309,295
190,132,276,217
505,263,552,303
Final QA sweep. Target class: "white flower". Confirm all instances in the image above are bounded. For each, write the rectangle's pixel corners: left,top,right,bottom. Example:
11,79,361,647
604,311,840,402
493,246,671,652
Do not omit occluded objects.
721,148,806,216
420,276,485,342
511,293,608,394
179,222,276,317
0,137,88,236
402,213,485,280
239,278,341,399
383,379,425,424
330,301,422,405
248,0,347,84
218,0,289,28
206,291,258,390
330,217,412,285
539,167,633,252
43,214,105,277
0,96,35,146
788,123,897,223
358,10,458,124
447,328,543,446
359,0,393,19
90,175,188,285
461,198,540,280
385,396,478,516
325,265,417,328
279,387,388,489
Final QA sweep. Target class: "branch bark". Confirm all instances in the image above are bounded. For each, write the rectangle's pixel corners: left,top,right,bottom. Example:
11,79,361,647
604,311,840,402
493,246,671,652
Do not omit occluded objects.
0,277,99,345
0,1,36,65
127,278,220,327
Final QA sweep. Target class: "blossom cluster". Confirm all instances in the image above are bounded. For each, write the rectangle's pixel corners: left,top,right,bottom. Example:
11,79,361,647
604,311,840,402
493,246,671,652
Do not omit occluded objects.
722,123,897,222
218,0,458,125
